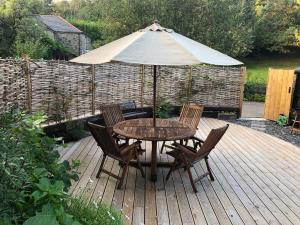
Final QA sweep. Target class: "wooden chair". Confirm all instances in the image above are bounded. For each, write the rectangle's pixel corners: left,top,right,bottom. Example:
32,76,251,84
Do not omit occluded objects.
100,104,145,154
166,124,229,192
160,103,204,153
87,122,144,189
291,111,300,133
100,104,125,127
100,104,129,144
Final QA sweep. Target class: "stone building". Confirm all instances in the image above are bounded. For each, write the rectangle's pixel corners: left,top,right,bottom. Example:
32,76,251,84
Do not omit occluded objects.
37,15,91,56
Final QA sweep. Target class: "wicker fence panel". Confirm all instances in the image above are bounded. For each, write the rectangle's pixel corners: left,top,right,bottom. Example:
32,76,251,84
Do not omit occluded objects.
142,65,191,106
0,59,28,114
0,59,244,123
191,66,242,107
95,63,142,109
30,60,92,122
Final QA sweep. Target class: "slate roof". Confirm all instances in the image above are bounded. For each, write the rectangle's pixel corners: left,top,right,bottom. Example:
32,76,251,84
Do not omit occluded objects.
37,15,82,33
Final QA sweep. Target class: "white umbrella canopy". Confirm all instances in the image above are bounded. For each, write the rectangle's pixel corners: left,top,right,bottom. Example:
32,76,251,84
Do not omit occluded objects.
71,22,243,66
71,22,243,127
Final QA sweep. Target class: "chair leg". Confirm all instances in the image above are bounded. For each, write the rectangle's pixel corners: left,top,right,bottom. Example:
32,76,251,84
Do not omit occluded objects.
136,153,145,178
166,160,178,180
160,141,166,153
117,162,129,189
96,154,107,178
205,156,214,181
187,167,197,193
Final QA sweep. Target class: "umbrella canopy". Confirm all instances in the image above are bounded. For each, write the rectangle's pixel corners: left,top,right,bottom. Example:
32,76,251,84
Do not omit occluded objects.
71,22,243,127
70,22,243,66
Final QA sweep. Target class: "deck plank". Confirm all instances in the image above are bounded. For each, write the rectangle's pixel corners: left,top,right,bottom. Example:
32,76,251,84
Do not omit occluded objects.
63,118,300,225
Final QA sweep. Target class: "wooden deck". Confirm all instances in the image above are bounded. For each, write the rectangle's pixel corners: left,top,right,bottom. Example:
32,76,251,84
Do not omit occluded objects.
60,118,300,225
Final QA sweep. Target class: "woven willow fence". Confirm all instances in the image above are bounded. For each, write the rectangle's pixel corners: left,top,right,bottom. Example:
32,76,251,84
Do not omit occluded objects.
0,58,245,124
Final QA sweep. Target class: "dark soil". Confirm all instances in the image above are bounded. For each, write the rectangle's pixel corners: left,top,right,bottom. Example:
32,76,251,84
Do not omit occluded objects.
227,119,300,148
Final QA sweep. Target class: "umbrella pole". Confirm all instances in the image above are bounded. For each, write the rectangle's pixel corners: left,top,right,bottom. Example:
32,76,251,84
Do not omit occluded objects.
153,65,157,127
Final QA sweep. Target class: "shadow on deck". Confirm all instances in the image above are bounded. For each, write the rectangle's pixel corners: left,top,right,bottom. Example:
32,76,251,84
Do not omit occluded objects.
60,118,300,225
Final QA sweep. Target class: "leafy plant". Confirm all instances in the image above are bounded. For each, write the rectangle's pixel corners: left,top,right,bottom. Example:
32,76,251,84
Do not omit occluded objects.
0,109,79,224
277,114,288,126
155,98,174,118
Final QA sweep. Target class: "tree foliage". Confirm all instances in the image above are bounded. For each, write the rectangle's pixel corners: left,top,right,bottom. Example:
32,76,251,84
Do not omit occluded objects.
0,0,72,59
254,0,300,53
0,0,300,58
54,0,300,57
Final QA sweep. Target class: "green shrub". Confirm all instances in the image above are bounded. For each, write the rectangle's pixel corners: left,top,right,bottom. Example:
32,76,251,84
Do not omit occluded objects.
244,83,266,102
277,114,288,126
155,98,174,118
0,109,80,224
65,198,123,225
244,93,266,102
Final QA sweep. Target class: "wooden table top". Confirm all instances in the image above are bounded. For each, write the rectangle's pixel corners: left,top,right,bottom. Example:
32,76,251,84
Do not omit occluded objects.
113,118,196,141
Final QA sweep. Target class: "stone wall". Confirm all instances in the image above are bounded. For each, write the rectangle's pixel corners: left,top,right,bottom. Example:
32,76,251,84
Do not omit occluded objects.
53,31,91,55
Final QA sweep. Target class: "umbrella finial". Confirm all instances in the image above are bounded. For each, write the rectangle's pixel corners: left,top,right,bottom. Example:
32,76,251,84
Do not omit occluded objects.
153,19,159,24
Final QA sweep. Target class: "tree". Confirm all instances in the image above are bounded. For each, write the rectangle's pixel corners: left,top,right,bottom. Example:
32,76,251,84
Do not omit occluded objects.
254,0,300,53
0,0,52,57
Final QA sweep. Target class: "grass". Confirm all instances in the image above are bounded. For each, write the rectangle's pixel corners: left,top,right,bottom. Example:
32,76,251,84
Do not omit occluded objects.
241,54,300,85
65,197,124,225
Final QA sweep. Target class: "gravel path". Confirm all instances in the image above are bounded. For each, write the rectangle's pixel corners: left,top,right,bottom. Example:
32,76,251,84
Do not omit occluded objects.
226,119,300,148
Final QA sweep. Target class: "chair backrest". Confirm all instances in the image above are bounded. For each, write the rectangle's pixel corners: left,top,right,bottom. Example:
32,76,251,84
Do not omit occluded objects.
87,122,120,156
179,104,204,129
100,104,125,127
120,100,137,110
196,124,229,159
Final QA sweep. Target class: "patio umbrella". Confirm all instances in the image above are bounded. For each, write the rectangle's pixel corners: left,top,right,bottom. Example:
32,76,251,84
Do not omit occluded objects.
70,22,243,126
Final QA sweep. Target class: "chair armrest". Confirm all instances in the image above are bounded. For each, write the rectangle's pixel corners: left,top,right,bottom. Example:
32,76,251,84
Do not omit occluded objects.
190,136,204,143
120,141,141,156
173,142,197,157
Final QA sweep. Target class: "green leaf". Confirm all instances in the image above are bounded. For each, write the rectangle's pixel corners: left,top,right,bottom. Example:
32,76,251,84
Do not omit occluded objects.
23,215,59,225
41,203,55,215
36,178,50,191
31,190,47,202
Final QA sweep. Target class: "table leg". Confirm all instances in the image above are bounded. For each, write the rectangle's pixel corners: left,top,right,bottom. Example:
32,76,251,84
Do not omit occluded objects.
151,140,157,181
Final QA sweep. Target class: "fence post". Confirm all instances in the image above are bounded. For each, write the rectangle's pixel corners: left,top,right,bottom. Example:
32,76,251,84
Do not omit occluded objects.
25,58,32,113
238,67,246,118
186,66,193,103
91,65,96,115
140,65,145,107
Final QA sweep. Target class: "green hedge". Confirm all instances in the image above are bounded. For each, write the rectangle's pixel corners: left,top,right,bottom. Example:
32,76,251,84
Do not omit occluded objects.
244,83,266,102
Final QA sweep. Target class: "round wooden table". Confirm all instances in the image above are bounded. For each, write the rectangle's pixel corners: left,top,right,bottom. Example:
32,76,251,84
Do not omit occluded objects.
113,118,196,181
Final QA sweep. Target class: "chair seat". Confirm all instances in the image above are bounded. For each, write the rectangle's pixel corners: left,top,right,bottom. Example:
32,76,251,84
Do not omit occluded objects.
166,148,194,163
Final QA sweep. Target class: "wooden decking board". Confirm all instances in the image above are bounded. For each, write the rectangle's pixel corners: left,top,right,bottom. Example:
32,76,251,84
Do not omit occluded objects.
71,145,101,196
91,156,115,202
61,118,300,225
202,120,300,224
213,119,300,185
196,161,244,225
145,141,158,225
160,143,182,225
170,166,195,225
216,122,300,213
234,123,300,185
132,142,146,225
209,153,269,225
204,119,300,201
155,151,170,225
69,139,97,194
194,165,232,225
212,148,287,225
203,119,300,224
215,146,292,225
